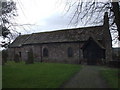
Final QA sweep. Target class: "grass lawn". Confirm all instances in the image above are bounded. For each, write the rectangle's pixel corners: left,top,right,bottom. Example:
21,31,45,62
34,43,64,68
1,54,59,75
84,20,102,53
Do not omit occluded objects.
100,67,119,88
2,61,81,88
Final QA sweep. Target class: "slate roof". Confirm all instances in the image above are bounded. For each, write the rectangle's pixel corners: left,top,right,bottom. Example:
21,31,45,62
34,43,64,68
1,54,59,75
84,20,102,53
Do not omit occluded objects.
9,34,30,47
9,25,104,47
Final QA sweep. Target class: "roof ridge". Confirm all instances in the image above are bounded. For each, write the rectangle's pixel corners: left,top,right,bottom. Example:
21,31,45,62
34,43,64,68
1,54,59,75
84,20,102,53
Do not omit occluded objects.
32,25,103,35
18,25,103,36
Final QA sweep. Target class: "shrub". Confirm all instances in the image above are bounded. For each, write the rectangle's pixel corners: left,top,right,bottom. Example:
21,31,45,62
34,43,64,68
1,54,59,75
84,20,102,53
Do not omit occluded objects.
25,49,34,64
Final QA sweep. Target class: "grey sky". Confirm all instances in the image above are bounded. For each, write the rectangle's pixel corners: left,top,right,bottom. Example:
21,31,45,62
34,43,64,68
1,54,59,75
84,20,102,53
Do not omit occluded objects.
14,0,110,34
0,0,120,48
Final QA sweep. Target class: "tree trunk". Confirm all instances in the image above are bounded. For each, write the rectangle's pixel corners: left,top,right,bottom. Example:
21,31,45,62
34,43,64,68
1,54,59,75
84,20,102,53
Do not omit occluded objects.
112,1,120,40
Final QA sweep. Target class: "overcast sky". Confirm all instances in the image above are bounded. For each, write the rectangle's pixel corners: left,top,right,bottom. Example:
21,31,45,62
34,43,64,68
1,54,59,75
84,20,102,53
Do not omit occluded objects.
13,0,75,34
0,0,120,48
14,0,106,33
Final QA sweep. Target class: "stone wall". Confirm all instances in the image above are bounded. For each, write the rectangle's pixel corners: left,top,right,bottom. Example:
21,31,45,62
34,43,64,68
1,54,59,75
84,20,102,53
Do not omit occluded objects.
20,42,83,64
8,47,21,61
42,43,80,64
21,45,34,61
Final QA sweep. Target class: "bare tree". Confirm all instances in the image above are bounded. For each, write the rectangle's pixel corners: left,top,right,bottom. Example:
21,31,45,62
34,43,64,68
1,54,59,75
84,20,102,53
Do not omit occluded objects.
0,0,18,48
111,1,120,40
64,0,120,41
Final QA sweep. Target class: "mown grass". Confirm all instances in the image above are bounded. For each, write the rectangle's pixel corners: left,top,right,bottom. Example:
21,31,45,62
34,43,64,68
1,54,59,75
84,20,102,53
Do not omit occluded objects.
3,61,81,88
100,67,119,88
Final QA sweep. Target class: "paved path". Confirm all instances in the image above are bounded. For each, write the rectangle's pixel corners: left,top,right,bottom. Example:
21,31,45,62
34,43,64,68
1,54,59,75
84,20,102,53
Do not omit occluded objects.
61,65,109,88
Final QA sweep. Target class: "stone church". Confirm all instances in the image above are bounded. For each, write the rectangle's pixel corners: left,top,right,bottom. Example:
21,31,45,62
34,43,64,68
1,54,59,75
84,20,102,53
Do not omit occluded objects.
8,12,112,65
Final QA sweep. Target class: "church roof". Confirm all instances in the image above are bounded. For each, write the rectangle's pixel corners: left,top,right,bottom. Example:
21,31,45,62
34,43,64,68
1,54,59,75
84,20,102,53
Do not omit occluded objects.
9,25,104,47
9,34,30,47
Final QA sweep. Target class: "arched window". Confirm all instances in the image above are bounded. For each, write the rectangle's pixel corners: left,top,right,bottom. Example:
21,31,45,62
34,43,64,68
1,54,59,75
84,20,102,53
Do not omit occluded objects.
43,48,48,57
68,47,73,57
